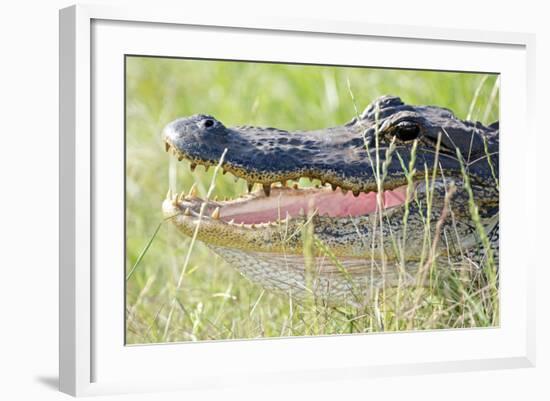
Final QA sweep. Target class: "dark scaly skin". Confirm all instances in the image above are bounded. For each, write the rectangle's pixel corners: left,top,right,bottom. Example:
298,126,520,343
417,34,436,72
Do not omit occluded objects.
162,96,499,305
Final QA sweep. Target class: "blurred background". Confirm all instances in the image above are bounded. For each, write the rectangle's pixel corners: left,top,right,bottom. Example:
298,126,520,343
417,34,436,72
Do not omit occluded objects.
125,56,499,344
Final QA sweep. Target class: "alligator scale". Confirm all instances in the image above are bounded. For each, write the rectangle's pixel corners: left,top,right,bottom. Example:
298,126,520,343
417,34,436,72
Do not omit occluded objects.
162,96,499,305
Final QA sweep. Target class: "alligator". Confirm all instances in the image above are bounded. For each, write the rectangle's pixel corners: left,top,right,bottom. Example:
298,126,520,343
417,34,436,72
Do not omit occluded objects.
162,95,499,306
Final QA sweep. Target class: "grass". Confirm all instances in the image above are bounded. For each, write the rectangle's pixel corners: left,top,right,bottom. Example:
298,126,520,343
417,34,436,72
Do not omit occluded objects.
125,57,499,344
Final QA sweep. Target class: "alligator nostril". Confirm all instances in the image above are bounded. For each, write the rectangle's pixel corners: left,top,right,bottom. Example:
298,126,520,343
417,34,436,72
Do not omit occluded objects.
204,119,214,128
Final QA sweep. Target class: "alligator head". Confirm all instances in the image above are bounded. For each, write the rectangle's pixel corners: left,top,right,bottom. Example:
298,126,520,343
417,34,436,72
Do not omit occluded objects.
161,95,499,305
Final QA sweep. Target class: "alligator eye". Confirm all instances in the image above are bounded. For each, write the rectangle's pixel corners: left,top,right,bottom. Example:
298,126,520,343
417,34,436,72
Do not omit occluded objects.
203,119,215,128
394,121,420,141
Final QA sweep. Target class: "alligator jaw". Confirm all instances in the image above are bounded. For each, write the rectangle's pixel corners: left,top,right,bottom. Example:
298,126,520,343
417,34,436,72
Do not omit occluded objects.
162,180,413,254
164,138,404,197
162,136,421,256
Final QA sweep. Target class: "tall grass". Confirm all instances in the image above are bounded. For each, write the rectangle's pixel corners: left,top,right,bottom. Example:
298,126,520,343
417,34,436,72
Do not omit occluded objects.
125,57,499,344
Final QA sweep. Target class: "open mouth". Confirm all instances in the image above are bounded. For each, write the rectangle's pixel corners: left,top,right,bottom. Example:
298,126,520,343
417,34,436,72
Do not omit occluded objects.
163,140,412,227
165,184,410,226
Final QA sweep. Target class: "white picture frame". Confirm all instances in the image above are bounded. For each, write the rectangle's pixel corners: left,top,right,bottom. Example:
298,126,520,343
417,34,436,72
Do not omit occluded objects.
59,4,536,397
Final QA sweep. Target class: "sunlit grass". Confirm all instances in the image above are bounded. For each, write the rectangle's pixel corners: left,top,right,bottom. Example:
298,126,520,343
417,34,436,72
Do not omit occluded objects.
125,57,499,343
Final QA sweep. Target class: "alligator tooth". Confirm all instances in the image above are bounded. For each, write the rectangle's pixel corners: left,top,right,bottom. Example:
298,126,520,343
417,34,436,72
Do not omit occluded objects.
171,194,178,206
190,163,197,172
166,188,173,200
177,191,186,203
247,182,254,193
239,222,244,227
352,190,360,197
331,183,338,191
228,219,235,225
183,208,191,216
213,195,218,201
165,142,170,152
263,184,271,197
211,207,221,220
188,183,198,198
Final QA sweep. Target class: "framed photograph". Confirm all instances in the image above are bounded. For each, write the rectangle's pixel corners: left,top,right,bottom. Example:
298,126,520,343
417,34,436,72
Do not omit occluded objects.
59,4,536,396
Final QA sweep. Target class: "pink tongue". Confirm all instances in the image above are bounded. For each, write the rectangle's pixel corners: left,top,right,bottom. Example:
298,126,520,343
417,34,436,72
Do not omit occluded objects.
220,187,408,225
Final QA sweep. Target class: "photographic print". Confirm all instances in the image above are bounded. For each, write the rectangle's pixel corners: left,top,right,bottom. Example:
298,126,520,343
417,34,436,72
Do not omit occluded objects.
125,57,499,344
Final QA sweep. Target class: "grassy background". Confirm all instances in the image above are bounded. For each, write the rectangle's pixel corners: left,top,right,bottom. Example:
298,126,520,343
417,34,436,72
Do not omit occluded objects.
125,57,499,344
